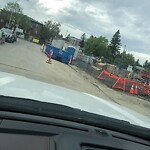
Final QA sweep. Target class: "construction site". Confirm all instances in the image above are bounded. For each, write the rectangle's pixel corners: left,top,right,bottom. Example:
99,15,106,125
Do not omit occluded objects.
0,39,149,118
73,53,150,98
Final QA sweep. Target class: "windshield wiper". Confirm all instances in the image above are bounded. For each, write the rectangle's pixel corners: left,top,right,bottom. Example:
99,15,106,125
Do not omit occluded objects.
0,95,149,140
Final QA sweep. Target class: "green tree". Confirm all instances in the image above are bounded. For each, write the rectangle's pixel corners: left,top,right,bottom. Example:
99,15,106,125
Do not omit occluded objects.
40,20,61,42
79,33,86,48
18,14,31,32
84,36,110,58
4,2,22,14
114,51,135,68
147,62,150,68
4,2,23,28
136,59,140,66
0,2,31,32
0,9,10,27
143,60,148,68
109,30,121,57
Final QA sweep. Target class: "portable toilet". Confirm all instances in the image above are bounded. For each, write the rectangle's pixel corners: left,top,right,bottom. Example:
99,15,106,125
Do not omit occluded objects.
64,46,76,64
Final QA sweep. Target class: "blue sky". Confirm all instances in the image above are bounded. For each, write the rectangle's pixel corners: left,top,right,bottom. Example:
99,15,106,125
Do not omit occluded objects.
1,0,150,64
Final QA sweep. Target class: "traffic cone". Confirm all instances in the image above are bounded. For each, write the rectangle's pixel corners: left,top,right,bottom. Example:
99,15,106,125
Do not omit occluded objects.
134,85,138,95
46,49,53,64
130,84,134,94
41,44,44,52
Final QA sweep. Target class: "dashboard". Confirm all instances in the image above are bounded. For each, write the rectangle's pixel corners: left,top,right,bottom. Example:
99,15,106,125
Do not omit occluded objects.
0,111,150,150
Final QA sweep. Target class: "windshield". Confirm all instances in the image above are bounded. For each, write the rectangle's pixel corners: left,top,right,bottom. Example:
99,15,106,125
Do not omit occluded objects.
0,0,150,130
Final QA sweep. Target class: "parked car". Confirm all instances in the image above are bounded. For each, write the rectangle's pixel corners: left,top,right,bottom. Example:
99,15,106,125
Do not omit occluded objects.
0,29,5,44
1,28,15,43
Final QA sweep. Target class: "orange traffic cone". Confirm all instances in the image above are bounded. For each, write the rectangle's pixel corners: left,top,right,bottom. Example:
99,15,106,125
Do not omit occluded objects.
134,85,138,95
130,84,134,94
46,49,53,64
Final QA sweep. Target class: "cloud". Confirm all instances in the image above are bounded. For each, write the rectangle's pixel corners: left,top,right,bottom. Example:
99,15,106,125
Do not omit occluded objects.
128,51,150,64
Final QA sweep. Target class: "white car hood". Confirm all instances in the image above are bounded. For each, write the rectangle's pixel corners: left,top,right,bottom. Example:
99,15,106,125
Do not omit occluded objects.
0,71,149,129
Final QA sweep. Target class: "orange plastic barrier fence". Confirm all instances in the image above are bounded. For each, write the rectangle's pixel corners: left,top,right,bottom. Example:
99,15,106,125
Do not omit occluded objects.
97,70,150,96
112,78,126,91
97,70,118,80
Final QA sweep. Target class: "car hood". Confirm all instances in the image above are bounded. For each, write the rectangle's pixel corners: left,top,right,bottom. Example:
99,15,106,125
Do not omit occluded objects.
0,71,149,129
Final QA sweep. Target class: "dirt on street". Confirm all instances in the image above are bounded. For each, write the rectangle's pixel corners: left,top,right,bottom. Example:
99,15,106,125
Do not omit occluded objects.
0,39,150,117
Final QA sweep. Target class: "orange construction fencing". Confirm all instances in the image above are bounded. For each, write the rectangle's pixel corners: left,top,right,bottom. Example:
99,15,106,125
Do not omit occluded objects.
97,70,150,96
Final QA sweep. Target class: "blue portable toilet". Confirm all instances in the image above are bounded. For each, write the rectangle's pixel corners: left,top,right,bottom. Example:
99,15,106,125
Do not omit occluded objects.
64,46,76,63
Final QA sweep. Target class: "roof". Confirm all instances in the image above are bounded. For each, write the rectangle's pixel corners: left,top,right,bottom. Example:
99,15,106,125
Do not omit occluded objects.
28,17,43,26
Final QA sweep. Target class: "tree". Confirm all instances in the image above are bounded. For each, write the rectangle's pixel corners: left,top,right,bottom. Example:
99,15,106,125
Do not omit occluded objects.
4,2,23,28
84,36,110,58
114,51,135,69
40,20,61,42
136,59,140,66
143,60,148,68
17,14,31,32
79,33,86,48
148,62,150,68
90,35,94,38
4,2,22,14
109,30,121,57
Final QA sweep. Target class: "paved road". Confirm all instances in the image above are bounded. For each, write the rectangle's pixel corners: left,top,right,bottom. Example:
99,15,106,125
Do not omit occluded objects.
0,39,150,117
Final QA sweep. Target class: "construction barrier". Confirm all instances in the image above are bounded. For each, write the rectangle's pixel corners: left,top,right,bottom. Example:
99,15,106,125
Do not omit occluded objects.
112,78,126,91
46,49,54,64
97,70,150,96
141,84,150,96
97,70,118,80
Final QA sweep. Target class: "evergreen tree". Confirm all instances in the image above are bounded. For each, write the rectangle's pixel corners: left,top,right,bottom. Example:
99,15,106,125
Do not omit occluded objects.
143,60,148,68
136,59,140,66
109,30,121,57
79,33,86,48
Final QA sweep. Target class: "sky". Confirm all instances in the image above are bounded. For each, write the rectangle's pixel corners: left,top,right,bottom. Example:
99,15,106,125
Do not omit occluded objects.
1,0,150,64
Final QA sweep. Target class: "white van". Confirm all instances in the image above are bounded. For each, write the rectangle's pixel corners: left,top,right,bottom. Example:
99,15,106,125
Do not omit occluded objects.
15,27,24,39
